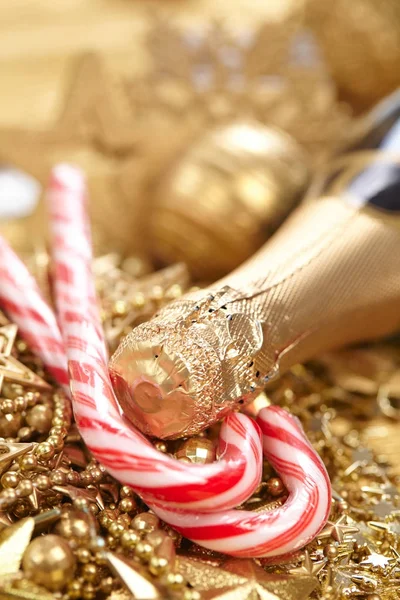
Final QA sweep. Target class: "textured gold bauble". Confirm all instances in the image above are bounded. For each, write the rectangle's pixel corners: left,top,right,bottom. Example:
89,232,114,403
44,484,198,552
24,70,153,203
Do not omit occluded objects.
22,533,76,591
150,121,310,280
175,437,216,464
306,0,400,110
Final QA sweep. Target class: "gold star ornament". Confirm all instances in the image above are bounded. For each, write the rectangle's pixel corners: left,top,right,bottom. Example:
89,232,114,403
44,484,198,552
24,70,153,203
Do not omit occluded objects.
0,518,34,577
178,557,318,600
0,324,50,393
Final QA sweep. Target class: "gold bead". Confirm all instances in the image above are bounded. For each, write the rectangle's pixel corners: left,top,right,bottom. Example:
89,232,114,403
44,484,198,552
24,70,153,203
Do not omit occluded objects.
47,435,64,452
0,488,17,506
100,576,113,595
132,292,146,309
81,582,96,600
0,412,22,437
49,425,68,438
183,591,201,600
56,511,91,543
26,404,53,433
19,454,37,471
79,471,93,486
82,563,99,583
76,547,92,564
16,479,33,497
135,541,153,562
17,426,33,440
67,580,82,600
22,534,76,591
120,530,140,550
131,512,159,534
66,471,80,486
155,441,168,453
25,391,37,407
35,442,55,461
73,497,89,511
88,467,103,483
324,544,339,560
116,513,131,528
109,522,125,538
50,470,67,486
267,477,285,497
149,555,169,576
106,534,118,550
1,471,20,488
165,572,185,589
14,396,27,411
0,398,16,414
175,438,216,464
118,498,137,514
120,485,134,498
35,474,51,491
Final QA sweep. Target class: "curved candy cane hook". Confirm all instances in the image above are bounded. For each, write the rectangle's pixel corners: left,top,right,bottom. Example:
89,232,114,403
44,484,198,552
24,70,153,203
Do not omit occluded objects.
153,406,331,557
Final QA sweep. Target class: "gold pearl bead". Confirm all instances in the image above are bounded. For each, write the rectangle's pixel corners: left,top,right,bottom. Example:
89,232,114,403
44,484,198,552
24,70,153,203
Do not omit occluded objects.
0,398,16,414
146,530,168,548
76,547,92,564
183,591,201,600
35,475,51,491
100,576,113,594
88,467,103,483
19,454,37,471
34,442,55,461
82,563,98,583
149,556,169,576
0,488,17,506
109,522,125,538
47,435,64,452
1,471,20,488
50,470,67,486
135,541,154,562
56,511,91,543
14,396,27,411
118,498,137,514
81,582,96,600
26,404,53,433
155,441,168,453
25,392,37,407
73,497,89,511
79,471,93,486
267,477,285,497
16,479,33,498
131,512,159,534
324,544,339,560
116,513,131,528
120,486,134,498
0,413,22,437
67,580,82,600
175,437,216,464
22,534,76,591
17,426,33,440
165,572,185,589
66,471,80,486
120,530,140,550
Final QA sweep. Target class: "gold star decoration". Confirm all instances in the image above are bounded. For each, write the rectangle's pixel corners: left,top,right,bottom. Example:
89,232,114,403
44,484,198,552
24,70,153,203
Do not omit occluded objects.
0,325,50,393
53,484,105,510
317,515,359,543
359,552,396,576
105,552,161,600
0,518,34,577
289,551,327,578
0,441,34,476
178,557,318,600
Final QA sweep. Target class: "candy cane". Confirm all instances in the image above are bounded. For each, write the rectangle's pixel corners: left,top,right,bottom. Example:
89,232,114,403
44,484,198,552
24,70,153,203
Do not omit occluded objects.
153,406,331,557
47,163,331,556
0,237,69,392
47,164,263,512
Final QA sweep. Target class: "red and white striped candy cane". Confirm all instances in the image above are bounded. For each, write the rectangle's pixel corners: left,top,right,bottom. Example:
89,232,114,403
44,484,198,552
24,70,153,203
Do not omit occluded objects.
47,164,263,512
47,163,331,556
0,237,69,393
153,406,331,557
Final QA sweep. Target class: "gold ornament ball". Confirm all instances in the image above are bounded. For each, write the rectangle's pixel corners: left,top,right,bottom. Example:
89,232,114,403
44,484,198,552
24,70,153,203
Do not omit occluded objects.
150,121,309,280
175,437,216,464
22,534,76,591
306,0,400,110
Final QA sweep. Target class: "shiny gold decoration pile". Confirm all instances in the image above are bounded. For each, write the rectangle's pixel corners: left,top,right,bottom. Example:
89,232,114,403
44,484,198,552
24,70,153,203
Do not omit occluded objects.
0,14,352,280
0,256,399,600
